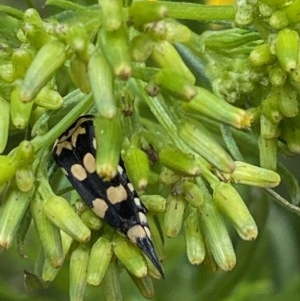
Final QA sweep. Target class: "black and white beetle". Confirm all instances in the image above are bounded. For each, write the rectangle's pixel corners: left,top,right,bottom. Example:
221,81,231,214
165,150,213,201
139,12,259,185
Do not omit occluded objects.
52,115,164,276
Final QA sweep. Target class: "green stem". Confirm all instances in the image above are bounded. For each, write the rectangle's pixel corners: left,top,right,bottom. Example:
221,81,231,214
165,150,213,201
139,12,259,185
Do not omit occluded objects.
45,0,90,12
160,1,235,21
0,5,24,20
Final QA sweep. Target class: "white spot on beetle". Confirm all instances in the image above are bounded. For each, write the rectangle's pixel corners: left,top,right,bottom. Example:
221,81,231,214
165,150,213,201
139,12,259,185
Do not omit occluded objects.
92,198,109,218
83,152,96,173
134,197,141,207
71,126,86,147
138,212,147,225
127,224,147,243
55,141,72,156
71,164,87,181
127,183,134,192
106,185,128,204
144,226,151,238
92,138,97,150
117,165,124,174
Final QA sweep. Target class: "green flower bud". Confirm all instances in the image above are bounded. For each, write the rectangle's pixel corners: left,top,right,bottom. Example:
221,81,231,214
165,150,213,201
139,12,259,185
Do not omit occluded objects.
102,259,123,301
281,118,300,154
0,96,10,153
130,33,154,62
10,85,34,129
113,234,148,278
69,244,89,301
213,182,258,240
284,0,300,23
88,50,116,118
184,206,205,265
275,29,299,73
182,180,204,208
278,84,298,118
42,231,73,282
199,201,236,271
164,20,191,43
258,136,277,170
15,164,35,192
269,10,289,29
178,119,235,173
159,167,180,185
183,87,250,129
261,114,279,139
151,40,195,84
123,146,150,191
261,91,282,124
99,0,123,31
140,195,166,214
21,40,67,101
0,63,14,83
99,26,131,79
80,209,103,231
249,43,274,67
159,145,200,176
154,69,197,101
87,236,113,286
0,156,17,186
94,115,123,180
129,274,154,299
129,1,168,28
269,65,286,86
70,56,91,93
0,186,34,250
230,161,280,188
34,87,63,110
164,195,185,238
43,195,91,243
31,189,64,268
12,46,34,79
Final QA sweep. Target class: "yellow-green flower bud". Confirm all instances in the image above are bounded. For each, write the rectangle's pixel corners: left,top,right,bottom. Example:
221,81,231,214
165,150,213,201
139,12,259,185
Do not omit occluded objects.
275,29,299,73
99,26,131,79
80,209,103,231
69,244,89,301
261,92,282,124
94,115,123,180
31,191,64,268
13,140,34,164
183,87,250,129
199,201,236,271
21,40,67,101
0,187,34,250
213,182,258,241
0,156,17,186
182,180,204,208
0,97,10,153
284,0,300,23
0,63,14,83
164,195,185,238
43,195,91,243
87,236,113,286
164,20,192,43
113,234,148,278
178,119,235,173
130,33,154,62
42,231,73,282
34,87,63,110
70,56,91,93
88,50,116,118
258,136,277,170
129,1,168,28
123,147,150,191
102,259,123,301
260,114,279,139
249,43,274,67
269,65,286,86
184,206,205,265
230,161,280,188
15,164,35,192
140,195,166,214
151,40,195,84
12,46,34,79
10,85,34,129
159,167,180,185
159,145,200,176
278,84,298,118
99,0,123,31
129,274,154,299
154,69,197,101
269,10,289,29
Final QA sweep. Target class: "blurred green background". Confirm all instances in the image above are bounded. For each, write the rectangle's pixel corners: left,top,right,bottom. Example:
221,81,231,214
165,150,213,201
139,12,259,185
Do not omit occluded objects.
1,1,300,301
